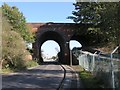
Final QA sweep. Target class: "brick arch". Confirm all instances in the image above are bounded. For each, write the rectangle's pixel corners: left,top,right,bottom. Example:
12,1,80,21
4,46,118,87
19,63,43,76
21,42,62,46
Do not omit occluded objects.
36,30,67,64
34,29,69,64
28,23,92,64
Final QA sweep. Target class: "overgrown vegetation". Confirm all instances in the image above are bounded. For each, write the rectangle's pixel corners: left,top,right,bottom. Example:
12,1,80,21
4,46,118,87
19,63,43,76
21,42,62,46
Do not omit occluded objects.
2,16,27,70
79,70,104,88
2,3,35,43
25,60,38,68
1,4,38,73
73,66,104,88
68,2,120,47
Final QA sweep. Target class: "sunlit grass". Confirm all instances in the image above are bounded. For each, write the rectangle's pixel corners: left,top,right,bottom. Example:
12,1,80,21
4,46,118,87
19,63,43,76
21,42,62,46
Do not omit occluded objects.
2,68,14,74
26,60,39,68
2,60,39,74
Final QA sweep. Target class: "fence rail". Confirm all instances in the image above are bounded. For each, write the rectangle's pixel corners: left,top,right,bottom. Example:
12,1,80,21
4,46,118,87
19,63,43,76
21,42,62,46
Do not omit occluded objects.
73,48,120,89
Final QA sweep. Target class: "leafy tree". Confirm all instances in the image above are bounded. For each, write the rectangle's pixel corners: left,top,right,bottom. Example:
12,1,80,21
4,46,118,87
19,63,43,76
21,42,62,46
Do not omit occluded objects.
99,2,120,45
68,2,120,46
68,2,101,24
2,3,35,43
1,4,38,71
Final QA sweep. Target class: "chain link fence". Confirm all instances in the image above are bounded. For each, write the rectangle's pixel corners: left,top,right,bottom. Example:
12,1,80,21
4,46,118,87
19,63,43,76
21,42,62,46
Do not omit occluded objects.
73,48,120,89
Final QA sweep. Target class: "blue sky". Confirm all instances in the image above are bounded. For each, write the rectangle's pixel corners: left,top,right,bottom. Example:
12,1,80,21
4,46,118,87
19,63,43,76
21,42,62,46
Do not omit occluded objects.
1,2,82,58
41,40,60,57
1,2,75,23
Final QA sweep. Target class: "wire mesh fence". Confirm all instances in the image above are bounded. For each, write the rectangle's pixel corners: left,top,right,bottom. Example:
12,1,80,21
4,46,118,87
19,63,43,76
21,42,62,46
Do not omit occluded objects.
73,49,120,89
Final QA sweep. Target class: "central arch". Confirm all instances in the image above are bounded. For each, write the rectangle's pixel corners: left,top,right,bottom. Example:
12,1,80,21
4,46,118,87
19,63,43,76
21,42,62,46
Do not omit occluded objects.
41,40,60,62
37,30,68,64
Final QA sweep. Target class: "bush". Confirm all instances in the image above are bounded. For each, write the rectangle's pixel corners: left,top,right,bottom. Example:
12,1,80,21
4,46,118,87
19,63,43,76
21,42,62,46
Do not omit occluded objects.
2,16,31,70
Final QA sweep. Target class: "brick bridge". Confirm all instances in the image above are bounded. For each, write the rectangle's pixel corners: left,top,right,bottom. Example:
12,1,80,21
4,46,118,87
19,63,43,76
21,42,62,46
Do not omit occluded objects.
27,22,92,64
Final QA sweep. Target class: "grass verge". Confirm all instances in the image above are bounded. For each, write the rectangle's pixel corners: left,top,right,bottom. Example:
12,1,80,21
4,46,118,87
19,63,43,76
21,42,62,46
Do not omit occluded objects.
2,68,14,74
2,60,39,74
72,65,104,88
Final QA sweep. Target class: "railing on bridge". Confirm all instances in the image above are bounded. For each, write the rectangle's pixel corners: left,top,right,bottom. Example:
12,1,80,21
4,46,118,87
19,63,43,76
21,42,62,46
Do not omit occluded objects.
73,47,120,89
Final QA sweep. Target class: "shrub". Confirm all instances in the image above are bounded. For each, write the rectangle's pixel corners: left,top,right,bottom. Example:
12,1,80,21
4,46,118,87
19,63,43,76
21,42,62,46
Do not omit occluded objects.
2,16,31,70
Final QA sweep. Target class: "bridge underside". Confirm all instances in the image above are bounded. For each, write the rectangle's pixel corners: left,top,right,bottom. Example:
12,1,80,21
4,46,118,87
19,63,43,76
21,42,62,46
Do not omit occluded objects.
29,23,91,65
33,31,71,64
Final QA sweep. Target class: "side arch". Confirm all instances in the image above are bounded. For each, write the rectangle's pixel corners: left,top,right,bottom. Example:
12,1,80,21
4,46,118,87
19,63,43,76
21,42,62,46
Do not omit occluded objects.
70,34,88,48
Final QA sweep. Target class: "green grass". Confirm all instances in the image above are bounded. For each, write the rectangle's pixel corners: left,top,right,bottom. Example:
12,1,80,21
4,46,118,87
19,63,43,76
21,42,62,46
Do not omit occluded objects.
2,60,39,74
79,67,104,88
2,68,14,74
26,60,39,68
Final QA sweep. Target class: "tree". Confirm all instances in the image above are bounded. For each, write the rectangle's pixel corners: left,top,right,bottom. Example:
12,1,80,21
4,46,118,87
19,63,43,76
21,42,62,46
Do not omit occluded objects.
2,3,35,43
68,2,101,24
68,2,120,46
99,2,120,45
51,56,57,60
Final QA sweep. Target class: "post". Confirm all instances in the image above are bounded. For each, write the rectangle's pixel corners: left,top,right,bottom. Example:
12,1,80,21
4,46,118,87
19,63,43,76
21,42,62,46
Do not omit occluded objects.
70,50,72,66
92,51,97,72
65,41,71,66
110,46,119,90
110,53,115,90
